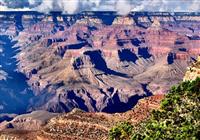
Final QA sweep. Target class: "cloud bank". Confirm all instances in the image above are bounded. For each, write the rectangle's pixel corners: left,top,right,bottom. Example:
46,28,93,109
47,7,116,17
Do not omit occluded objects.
0,0,200,15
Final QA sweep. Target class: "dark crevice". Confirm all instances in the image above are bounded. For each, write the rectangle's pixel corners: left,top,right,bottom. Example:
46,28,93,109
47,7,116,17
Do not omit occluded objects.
67,90,89,111
0,35,34,114
131,38,142,46
102,93,141,113
167,52,175,64
138,47,152,59
84,50,128,78
102,83,153,113
118,49,138,63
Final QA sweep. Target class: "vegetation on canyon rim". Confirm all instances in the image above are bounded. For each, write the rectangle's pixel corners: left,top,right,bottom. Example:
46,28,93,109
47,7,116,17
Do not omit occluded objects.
109,78,200,140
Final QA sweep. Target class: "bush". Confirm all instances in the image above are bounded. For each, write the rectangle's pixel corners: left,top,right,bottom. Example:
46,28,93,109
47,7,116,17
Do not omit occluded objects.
109,78,200,140
109,122,133,140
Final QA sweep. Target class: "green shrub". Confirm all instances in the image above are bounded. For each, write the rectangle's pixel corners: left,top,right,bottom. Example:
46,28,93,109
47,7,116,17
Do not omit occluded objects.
109,77,200,140
109,122,133,140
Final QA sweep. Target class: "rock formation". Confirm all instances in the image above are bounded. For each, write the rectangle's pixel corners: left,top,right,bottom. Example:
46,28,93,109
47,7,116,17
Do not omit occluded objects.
184,56,200,81
0,11,200,114
0,111,58,131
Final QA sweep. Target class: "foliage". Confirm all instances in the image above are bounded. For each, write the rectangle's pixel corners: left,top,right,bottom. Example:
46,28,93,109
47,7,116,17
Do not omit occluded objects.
109,122,133,140
109,78,200,140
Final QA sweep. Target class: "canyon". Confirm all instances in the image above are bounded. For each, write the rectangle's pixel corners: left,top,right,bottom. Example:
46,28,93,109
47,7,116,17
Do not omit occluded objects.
0,11,200,139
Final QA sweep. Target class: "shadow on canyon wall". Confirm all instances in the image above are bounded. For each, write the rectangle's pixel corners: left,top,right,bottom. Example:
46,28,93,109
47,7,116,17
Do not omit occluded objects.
0,35,34,114
102,84,153,113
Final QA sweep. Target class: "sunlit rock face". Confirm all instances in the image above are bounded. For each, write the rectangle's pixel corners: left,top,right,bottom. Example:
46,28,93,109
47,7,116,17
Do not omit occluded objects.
0,11,200,114
184,56,200,81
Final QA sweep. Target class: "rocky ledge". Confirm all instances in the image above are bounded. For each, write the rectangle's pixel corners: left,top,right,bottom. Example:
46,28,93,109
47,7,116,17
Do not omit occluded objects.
0,95,164,140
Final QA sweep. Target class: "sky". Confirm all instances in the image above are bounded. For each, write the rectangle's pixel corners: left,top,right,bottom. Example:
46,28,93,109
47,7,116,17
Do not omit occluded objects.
0,0,200,15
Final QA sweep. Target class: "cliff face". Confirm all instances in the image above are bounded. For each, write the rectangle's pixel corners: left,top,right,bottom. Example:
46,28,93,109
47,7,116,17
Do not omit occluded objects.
0,12,200,114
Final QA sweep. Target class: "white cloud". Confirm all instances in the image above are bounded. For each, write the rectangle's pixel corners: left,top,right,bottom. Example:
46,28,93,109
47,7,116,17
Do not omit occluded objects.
116,0,131,15
0,5,31,11
28,0,36,5
33,0,53,13
58,0,79,14
189,0,200,11
1,0,200,14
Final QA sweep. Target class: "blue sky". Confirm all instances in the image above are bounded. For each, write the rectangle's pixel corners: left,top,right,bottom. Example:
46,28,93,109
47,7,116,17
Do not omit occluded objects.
0,0,200,15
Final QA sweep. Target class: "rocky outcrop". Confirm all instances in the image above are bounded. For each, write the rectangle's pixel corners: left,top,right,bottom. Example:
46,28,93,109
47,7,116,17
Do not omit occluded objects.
184,56,200,81
0,111,58,131
112,16,135,25
0,70,7,81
